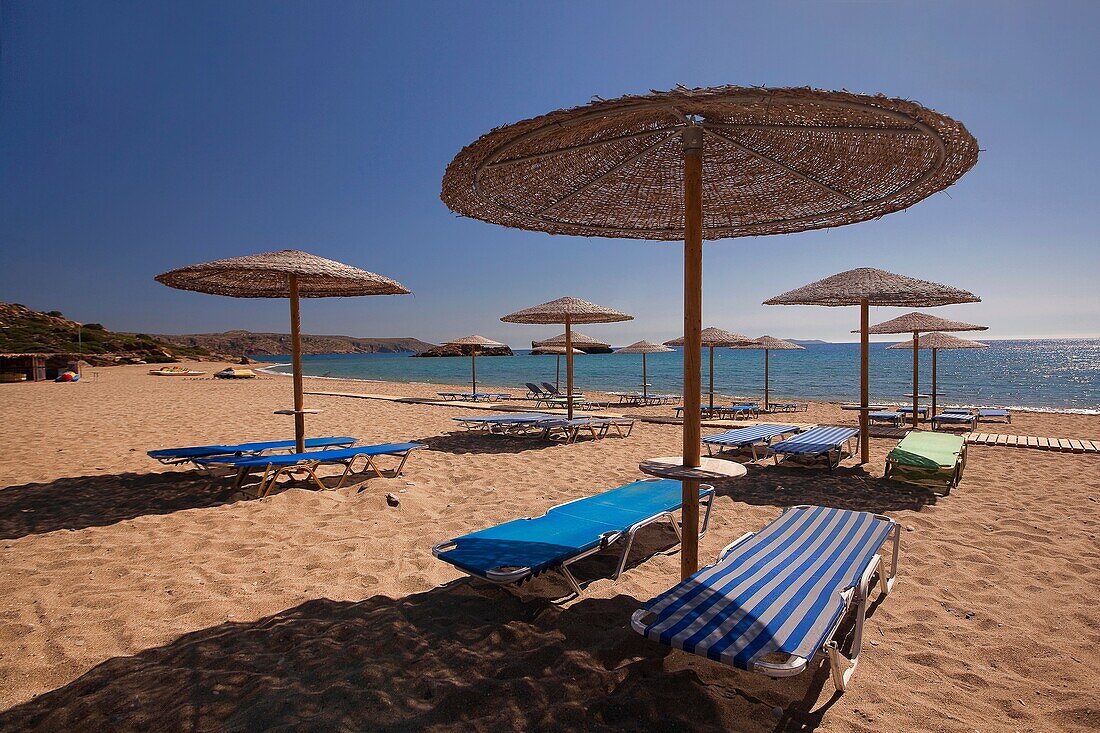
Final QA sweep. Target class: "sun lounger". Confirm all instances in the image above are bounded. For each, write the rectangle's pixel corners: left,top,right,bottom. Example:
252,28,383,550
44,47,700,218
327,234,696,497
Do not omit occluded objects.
978,408,1011,423
197,442,425,497
433,478,715,597
525,383,546,399
147,436,357,466
452,413,558,435
631,504,899,692
723,403,759,420
770,402,808,413
769,426,859,469
702,424,802,461
538,417,636,443
436,391,465,401
897,406,929,418
930,412,977,430
868,410,902,427
884,431,967,490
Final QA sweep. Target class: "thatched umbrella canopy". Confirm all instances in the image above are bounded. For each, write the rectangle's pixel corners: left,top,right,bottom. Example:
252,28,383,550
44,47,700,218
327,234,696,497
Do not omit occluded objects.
728,336,804,410
765,268,979,459
501,297,632,418
532,331,611,353
665,327,754,412
444,335,507,397
888,332,988,417
862,311,987,422
616,340,674,398
531,344,584,390
156,249,409,452
445,86,978,579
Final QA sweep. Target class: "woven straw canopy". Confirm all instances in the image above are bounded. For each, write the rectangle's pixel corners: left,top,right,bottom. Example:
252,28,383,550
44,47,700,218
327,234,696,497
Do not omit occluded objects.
532,332,610,348
764,268,979,308
665,327,754,347
155,249,410,298
888,332,988,350
501,296,632,325
862,311,987,335
729,335,805,351
617,340,674,354
442,86,978,240
445,334,506,347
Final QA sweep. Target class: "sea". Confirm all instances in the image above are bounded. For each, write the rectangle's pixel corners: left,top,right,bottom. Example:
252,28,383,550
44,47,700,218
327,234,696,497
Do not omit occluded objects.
252,339,1100,414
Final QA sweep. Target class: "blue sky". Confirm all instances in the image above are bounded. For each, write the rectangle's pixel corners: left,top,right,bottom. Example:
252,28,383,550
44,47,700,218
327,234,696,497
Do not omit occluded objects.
2,1,1097,346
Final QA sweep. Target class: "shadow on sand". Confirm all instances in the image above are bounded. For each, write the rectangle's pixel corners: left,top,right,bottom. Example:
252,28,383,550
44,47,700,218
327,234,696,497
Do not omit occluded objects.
0,577,869,732
415,431,588,456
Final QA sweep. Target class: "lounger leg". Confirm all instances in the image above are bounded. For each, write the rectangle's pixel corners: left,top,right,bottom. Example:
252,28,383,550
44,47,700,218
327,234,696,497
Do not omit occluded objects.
880,524,900,595
698,490,715,537
558,564,583,598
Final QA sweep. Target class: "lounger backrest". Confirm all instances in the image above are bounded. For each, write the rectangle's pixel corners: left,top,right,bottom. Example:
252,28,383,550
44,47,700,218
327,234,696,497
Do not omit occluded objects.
635,505,895,669
526,383,544,395
541,382,560,395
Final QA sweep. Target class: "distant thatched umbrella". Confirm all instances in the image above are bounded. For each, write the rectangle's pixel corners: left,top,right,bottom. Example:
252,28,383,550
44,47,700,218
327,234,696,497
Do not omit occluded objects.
156,249,409,452
532,331,610,352
444,334,507,397
445,86,978,578
665,327,754,413
532,344,584,390
888,332,988,417
863,311,987,424
765,268,979,462
727,336,804,411
501,297,632,418
616,340,674,398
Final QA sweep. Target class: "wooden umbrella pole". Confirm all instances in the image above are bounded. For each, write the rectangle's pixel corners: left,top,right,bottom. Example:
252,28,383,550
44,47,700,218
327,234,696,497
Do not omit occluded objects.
859,299,869,464
931,348,938,418
565,314,574,420
681,125,703,580
642,352,648,399
288,274,306,453
912,330,920,428
471,350,478,396
764,348,770,411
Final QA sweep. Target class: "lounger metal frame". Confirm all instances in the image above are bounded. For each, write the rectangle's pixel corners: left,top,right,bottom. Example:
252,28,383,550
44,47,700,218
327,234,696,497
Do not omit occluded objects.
630,506,900,693
433,481,715,598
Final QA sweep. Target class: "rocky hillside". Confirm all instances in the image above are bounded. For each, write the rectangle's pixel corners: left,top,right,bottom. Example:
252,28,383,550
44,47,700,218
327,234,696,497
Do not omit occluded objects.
0,303,212,364
157,331,434,357
415,343,513,357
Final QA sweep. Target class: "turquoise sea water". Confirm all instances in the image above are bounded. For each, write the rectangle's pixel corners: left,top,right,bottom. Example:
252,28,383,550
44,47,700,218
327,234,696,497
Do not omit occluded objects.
253,339,1100,413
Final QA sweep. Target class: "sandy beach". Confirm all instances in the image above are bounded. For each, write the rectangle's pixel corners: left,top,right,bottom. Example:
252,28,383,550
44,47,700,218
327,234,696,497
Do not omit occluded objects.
0,362,1098,731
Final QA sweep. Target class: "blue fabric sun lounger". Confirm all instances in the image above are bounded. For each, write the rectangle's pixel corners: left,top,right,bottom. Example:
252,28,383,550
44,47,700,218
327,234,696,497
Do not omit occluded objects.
770,426,860,469
196,442,424,497
452,413,558,434
147,436,357,466
868,411,902,427
978,408,1011,423
631,505,899,692
433,478,715,598
723,404,759,420
931,412,977,430
702,424,802,461
897,406,928,417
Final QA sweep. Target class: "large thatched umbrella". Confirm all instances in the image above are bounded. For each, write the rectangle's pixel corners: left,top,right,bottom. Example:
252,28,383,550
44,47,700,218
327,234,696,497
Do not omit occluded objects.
765,268,980,462
532,344,583,391
728,335,804,411
501,297,632,418
864,312,986,425
156,249,409,452
443,86,978,578
532,331,610,353
616,340,674,398
665,327,755,413
444,335,507,398
888,332,988,417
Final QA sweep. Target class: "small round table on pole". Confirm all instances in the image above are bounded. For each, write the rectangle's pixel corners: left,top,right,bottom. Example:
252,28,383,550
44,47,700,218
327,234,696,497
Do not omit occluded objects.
639,456,748,482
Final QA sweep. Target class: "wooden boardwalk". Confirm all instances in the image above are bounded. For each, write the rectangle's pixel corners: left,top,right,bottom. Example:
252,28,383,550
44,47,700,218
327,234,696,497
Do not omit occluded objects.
963,432,1100,454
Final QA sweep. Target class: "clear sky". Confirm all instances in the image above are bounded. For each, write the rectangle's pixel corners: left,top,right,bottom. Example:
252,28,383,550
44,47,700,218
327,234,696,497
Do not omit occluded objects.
2,1,1097,346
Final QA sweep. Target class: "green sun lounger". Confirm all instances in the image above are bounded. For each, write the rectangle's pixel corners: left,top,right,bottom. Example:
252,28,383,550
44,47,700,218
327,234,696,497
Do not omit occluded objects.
884,431,967,491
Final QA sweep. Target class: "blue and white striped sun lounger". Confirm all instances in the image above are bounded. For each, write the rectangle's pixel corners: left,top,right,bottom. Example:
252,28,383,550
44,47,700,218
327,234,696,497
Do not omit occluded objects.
147,436,357,466
978,408,1011,423
897,406,929,417
538,417,636,442
770,426,860,469
868,411,902,427
196,442,425,497
702,424,802,461
433,478,715,598
931,412,977,430
631,504,900,692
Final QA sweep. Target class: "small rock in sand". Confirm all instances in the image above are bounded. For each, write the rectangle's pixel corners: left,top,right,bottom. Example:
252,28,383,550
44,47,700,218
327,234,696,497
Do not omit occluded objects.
386,493,400,507
905,525,914,532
